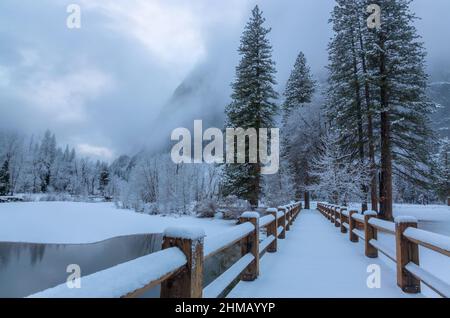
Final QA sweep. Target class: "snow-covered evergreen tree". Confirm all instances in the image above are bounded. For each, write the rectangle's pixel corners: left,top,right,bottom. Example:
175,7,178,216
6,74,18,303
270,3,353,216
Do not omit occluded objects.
282,52,316,117
327,0,376,211
37,130,57,192
281,52,317,206
434,138,450,202
310,130,369,205
0,159,10,195
365,0,434,219
222,5,278,207
326,0,435,218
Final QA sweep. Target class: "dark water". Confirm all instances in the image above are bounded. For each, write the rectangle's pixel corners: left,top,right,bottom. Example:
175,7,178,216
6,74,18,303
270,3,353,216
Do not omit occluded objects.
0,234,242,298
0,234,162,298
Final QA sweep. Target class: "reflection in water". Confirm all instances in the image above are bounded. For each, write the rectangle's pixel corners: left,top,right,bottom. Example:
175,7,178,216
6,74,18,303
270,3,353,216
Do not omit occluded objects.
0,234,162,298
0,233,244,298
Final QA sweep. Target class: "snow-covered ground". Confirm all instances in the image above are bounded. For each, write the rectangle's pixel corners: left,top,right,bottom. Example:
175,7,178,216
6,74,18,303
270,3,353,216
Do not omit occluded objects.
0,202,235,244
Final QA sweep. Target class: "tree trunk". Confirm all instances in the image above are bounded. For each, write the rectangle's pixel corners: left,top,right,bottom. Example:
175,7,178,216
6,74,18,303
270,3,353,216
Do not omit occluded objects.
304,191,310,209
351,31,368,211
358,25,378,212
378,33,393,221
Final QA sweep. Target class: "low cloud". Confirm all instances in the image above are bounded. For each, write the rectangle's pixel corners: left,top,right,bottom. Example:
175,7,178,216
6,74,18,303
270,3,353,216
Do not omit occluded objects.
77,143,114,161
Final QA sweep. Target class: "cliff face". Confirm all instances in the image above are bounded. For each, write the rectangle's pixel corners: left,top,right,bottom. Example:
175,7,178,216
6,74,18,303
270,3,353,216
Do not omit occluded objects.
157,63,231,135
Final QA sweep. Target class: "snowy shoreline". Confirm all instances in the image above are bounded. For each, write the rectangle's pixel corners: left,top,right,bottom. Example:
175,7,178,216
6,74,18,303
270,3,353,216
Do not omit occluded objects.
0,202,236,244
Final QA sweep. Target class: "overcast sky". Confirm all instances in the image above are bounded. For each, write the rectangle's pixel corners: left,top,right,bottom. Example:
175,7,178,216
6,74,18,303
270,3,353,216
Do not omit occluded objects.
1,0,449,161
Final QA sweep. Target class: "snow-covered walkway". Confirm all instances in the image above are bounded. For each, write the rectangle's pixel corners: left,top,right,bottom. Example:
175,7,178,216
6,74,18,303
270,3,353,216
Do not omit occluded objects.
228,209,421,298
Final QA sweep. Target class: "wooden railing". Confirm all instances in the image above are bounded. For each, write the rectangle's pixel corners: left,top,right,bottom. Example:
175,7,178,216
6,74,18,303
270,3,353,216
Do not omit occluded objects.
317,202,450,298
30,202,302,298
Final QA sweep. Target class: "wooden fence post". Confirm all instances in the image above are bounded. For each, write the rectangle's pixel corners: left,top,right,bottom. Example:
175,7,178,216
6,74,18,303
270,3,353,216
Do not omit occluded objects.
160,227,205,298
349,210,359,243
395,217,421,293
331,207,336,224
340,208,347,233
364,211,378,258
335,207,341,228
278,206,287,239
285,206,291,232
266,208,278,253
239,212,260,281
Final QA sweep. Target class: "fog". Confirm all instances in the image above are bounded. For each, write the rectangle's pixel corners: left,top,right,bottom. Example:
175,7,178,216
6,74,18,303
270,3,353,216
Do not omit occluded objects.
0,0,449,160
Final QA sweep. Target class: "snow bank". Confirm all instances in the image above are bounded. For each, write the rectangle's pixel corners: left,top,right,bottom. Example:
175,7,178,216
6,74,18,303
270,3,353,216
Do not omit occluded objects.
164,227,205,241
29,247,186,298
266,208,277,213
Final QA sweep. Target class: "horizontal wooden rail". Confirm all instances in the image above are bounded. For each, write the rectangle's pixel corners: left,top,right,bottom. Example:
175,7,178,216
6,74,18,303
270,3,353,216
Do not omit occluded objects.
203,253,255,298
316,202,450,298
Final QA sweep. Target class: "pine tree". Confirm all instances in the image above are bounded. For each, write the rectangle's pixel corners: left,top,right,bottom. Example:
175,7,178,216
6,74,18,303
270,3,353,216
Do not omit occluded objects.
222,5,278,207
281,52,317,207
98,163,110,196
282,52,316,117
365,0,434,219
327,0,374,211
0,159,10,196
38,130,57,192
326,0,434,219
309,130,368,205
435,138,450,202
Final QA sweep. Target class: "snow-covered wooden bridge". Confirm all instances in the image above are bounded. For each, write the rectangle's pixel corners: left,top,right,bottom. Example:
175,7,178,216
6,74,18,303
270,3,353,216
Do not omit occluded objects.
30,202,450,298
229,208,417,298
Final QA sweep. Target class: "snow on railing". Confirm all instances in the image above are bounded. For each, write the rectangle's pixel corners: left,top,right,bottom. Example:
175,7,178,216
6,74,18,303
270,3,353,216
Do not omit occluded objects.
277,226,284,237
204,222,255,259
369,218,396,234
316,202,450,298
405,263,450,298
29,247,187,298
259,214,275,228
351,213,365,223
32,201,303,299
404,227,450,256
203,253,255,298
259,235,275,254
